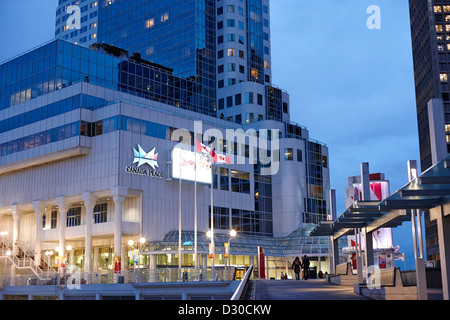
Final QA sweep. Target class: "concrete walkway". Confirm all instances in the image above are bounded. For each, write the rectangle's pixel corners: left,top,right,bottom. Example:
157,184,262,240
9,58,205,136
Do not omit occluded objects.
252,279,371,300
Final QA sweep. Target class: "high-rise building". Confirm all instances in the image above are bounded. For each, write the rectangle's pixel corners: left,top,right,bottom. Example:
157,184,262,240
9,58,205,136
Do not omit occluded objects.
409,0,450,265
0,1,331,298
55,0,99,46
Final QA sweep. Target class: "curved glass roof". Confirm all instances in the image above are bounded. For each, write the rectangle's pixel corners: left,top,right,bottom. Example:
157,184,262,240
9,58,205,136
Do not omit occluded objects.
142,224,331,257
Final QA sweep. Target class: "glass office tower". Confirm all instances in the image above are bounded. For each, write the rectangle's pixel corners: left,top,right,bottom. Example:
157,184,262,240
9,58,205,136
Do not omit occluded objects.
55,0,99,46
97,0,217,116
409,0,450,266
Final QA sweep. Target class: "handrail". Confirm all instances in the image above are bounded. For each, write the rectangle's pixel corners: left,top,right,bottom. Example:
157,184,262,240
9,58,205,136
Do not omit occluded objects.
230,265,254,301
1,239,55,279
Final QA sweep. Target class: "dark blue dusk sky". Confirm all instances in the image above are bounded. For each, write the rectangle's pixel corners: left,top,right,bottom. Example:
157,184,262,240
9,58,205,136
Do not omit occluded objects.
0,0,420,269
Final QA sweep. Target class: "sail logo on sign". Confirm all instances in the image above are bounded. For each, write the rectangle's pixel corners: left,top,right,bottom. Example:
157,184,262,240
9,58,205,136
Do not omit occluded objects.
125,145,164,179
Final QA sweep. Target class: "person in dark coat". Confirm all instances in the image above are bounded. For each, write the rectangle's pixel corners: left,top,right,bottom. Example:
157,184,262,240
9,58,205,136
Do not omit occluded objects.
291,256,302,280
302,255,310,280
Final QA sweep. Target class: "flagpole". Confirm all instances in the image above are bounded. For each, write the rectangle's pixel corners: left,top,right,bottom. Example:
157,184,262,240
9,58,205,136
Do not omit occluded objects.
194,145,198,281
178,148,182,282
210,162,215,281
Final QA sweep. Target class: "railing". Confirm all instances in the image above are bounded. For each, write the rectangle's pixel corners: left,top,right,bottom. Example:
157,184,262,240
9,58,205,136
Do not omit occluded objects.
230,265,254,300
0,239,56,280
1,266,237,288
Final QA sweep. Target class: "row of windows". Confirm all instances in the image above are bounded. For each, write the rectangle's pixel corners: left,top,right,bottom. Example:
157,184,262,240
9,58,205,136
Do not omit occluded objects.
218,92,263,110
434,5,450,13
80,115,168,140
0,113,171,158
209,206,273,236
0,39,214,116
43,203,108,229
0,121,80,158
0,94,106,135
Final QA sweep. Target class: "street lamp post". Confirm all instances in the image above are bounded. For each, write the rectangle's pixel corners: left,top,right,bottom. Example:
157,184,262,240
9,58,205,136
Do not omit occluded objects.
228,230,237,280
128,239,135,283
138,237,146,283
45,251,54,280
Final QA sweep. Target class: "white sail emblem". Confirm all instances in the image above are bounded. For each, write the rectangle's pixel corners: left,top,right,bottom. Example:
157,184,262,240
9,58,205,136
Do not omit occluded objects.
133,145,159,169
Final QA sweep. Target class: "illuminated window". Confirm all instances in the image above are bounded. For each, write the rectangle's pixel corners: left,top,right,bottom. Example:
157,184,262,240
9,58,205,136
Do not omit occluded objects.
161,13,169,22
251,68,258,78
447,134,450,143
441,73,448,82
444,5,450,12
227,48,235,56
445,24,450,32
445,124,450,132
264,60,270,69
146,18,154,28
284,148,293,161
436,24,443,32
435,5,442,12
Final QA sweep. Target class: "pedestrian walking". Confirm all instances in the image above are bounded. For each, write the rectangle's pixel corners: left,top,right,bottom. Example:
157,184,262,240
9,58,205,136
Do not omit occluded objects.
302,255,310,280
291,257,302,280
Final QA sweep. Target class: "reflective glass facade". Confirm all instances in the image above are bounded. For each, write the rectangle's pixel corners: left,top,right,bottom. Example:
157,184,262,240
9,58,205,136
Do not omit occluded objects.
0,39,211,115
98,0,216,115
304,141,327,225
247,0,265,84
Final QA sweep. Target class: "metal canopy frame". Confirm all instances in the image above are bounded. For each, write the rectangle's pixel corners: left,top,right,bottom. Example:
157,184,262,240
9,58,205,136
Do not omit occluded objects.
310,154,450,239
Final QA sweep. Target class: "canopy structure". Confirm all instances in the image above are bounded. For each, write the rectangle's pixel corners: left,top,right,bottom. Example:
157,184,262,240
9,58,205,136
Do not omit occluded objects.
309,201,411,239
310,155,450,300
142,224,331,258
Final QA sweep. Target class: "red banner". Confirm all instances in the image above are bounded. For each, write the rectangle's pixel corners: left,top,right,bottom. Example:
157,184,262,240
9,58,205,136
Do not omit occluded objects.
224,243,229,259
114,255,121,274
209,243,214,259
258,246,265,279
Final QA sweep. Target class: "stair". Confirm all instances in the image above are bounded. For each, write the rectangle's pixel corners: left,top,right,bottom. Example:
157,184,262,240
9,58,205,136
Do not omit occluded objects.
1,239,56,280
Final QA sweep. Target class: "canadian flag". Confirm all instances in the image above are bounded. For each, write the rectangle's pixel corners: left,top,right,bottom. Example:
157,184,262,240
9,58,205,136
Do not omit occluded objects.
214,153,231,164
196,140,230,164
196,140,215,157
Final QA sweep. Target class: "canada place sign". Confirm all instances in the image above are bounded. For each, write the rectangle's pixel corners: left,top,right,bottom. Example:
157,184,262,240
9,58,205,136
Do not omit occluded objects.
125,145,164,179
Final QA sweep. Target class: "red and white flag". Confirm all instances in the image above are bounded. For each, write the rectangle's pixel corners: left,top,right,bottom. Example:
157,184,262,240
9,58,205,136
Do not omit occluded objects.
196,140,215,157
196,140,230,164
214,153,231,164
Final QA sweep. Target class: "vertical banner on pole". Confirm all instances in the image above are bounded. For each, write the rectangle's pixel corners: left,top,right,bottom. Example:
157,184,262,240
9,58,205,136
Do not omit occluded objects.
257,246,265,279
209,243,214,259
114,255,121,274
224,243,229,259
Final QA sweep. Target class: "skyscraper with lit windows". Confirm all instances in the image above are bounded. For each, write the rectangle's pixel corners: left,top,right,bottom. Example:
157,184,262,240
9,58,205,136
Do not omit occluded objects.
409,0,450,266
0,1,331,299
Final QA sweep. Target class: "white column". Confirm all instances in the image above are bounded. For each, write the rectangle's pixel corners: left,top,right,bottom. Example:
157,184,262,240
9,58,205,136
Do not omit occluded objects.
149,254,157,282
10,204,22,285
113,194,125,282
93,247,99,272
360,162,371,282
434,210,450,300
32,201,45,268
407,160,428,300
11,204,22,256
56,197,69,275
82,193,96,278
